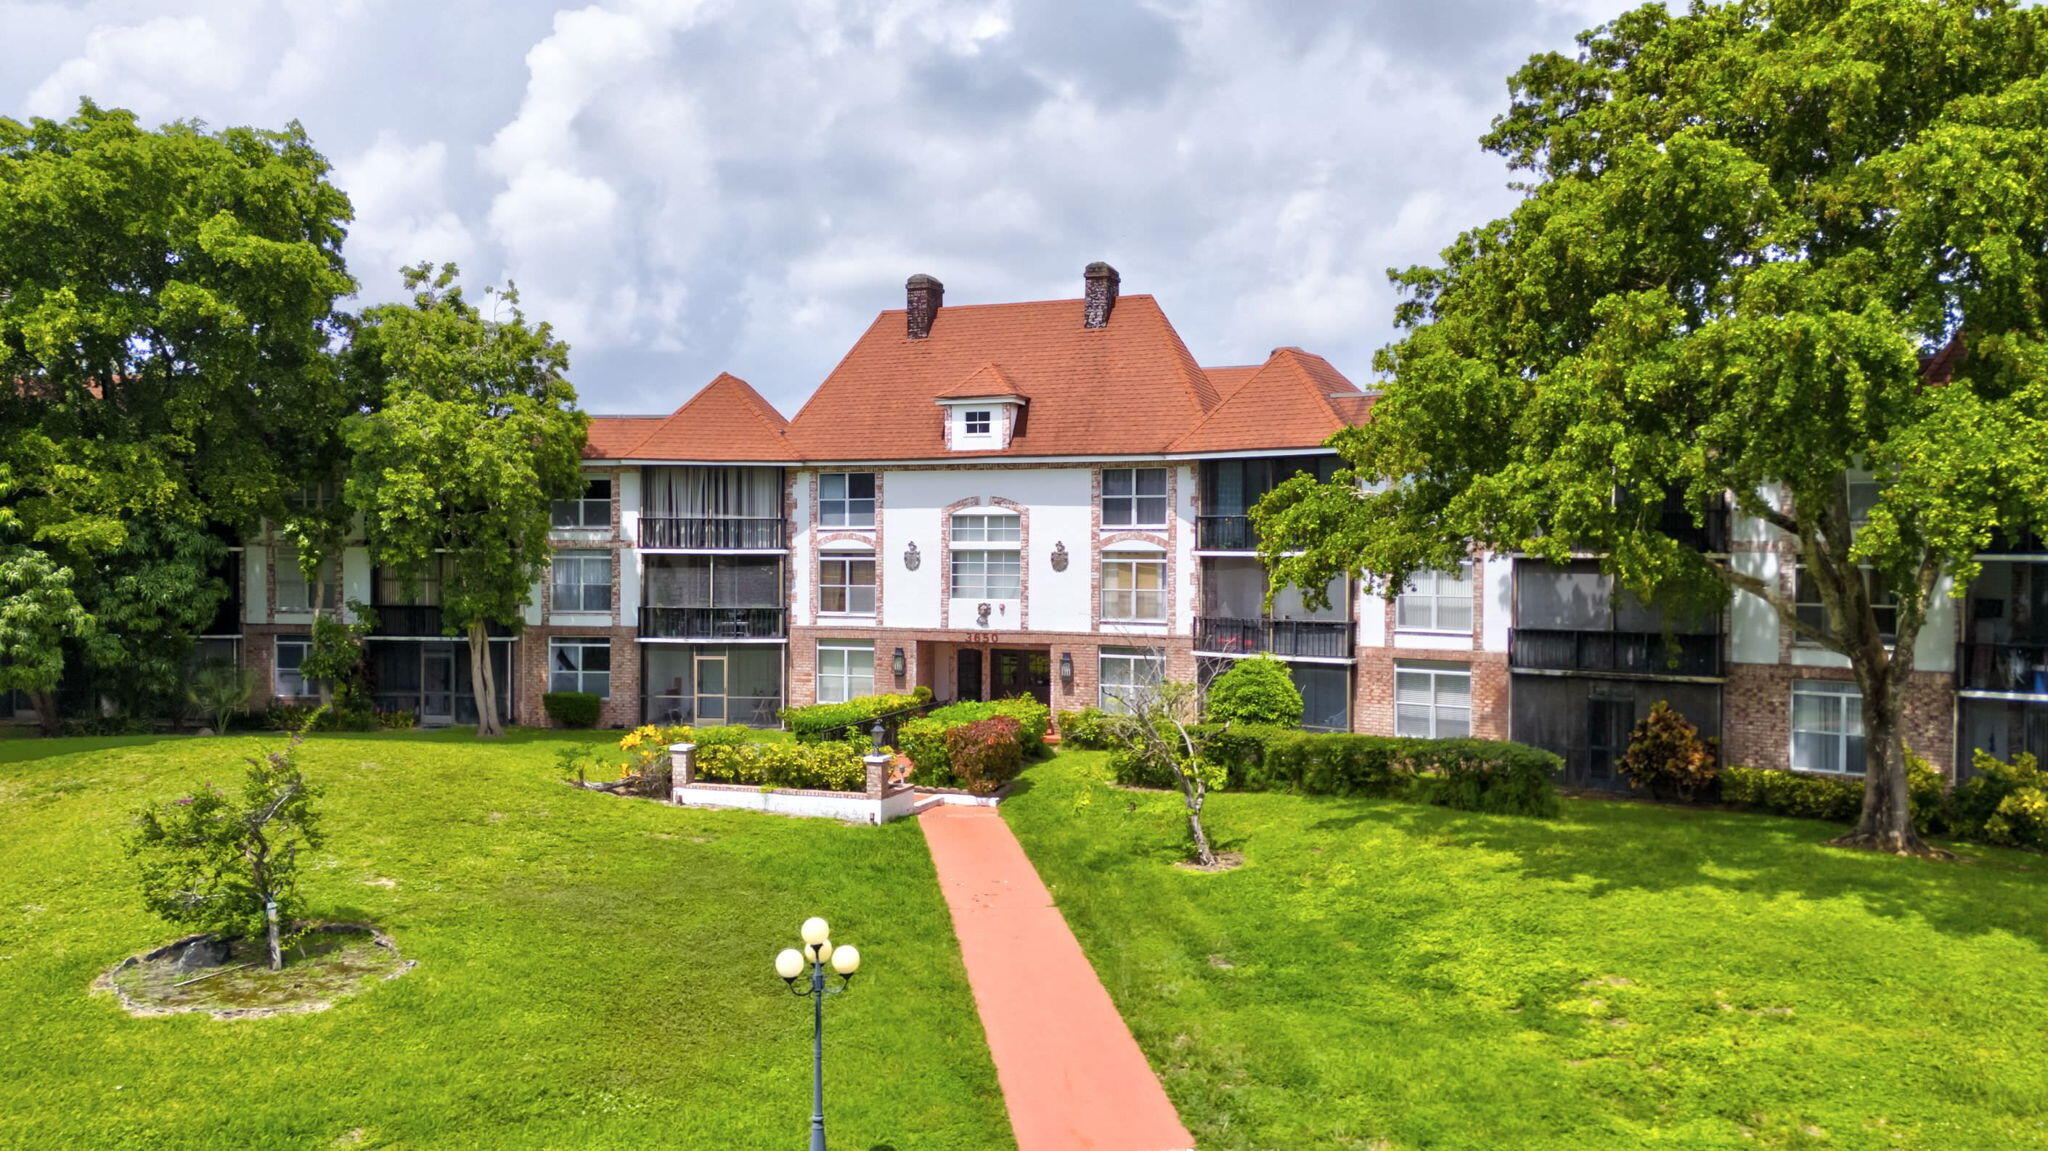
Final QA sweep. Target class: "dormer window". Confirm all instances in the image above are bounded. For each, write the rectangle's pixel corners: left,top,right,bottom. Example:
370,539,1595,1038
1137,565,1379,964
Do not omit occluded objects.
935,363,1027,451
964,410,992,436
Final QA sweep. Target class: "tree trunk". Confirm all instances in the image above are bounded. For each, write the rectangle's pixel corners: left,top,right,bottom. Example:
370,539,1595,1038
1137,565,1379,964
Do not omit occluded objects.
29,688,57,737
468,619,502,738
1830,660,1933,856
1182,782,1218,867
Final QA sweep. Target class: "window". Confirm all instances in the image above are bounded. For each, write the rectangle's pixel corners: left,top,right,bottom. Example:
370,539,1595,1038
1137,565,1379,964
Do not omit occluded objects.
1099,647,1165,714
819,554,876,615
549,638,611,698
274,636,314,697
819,473,877,527
1101,551,1166,621
374,560,443,607
952,550,1022,599
551,550,613,612
1396,566,1473,633
1102,467,1168,528
1395,662,1471,738
1846,475,1881,534
951,511,1020,542
1292,665,1351,732
1794,565,1896,643
552,477,612,529
964,410,992,436
275,556,341,613
1792,680,1865,774
817,641,874,704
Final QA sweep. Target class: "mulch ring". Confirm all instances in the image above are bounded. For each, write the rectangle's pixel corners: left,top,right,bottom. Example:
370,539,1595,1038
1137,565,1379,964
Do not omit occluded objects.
94,923,415,1020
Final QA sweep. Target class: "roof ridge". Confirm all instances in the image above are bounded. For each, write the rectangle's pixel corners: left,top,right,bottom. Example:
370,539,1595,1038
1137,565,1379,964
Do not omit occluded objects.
618,371,789,459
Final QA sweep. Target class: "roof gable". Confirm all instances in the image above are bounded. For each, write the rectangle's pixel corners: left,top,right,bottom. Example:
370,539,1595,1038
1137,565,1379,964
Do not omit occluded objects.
618,372,793,461
1171,347,1372,453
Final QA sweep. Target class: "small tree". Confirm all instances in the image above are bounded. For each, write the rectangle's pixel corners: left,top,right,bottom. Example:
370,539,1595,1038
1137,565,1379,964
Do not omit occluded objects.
129,716,325,970
186,660,259,735
1204,655,1304,727
0,548,91,735
1106,680,1225,868
1616,702,1719,803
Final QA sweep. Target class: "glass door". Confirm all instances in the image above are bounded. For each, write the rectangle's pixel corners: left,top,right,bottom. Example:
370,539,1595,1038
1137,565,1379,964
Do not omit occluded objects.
421,646,456,725
695,651,727,724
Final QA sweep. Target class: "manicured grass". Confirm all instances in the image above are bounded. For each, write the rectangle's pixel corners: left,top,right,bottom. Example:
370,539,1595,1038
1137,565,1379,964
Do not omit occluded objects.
0,728,1011,1149
1004,752,2048,1150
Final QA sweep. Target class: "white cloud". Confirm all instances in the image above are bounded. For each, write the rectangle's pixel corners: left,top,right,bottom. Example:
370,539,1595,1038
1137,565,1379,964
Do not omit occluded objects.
333,133,478,297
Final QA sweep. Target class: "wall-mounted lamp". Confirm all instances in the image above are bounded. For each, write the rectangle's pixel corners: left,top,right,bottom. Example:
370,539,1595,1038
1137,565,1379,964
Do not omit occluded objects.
891,647,906,678
1058,651,1074,685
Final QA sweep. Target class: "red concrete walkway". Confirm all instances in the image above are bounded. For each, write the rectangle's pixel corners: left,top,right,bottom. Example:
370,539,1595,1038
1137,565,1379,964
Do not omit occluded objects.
919,804,1194,1151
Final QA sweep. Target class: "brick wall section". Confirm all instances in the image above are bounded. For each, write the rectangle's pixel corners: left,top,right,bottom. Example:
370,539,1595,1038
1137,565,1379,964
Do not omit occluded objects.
1722,662,1955,775
1352,555,1508,739
788,624,1195,716
521,467,640,728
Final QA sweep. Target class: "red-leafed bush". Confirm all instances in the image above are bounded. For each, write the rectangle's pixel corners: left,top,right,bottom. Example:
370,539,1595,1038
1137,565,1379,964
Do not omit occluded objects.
944,715,1025,796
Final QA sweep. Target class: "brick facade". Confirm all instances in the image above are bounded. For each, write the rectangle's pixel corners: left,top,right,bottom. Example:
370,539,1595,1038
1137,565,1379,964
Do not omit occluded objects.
1722,662,1956,775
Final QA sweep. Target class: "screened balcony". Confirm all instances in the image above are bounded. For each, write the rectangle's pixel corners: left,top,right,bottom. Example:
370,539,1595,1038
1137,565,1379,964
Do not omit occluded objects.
1195,557,1351,658
640,555,785,640
1510,559,1722,679
1196,455,1341,551
1959,561,2048,695
639,465,785,549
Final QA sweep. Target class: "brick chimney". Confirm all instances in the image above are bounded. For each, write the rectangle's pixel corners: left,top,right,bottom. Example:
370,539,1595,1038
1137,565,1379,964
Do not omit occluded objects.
906,273,944,339
1083,262,1120,328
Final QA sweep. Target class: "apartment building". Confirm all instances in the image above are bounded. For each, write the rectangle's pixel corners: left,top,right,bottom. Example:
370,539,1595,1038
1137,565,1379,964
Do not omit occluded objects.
179,263,2040,784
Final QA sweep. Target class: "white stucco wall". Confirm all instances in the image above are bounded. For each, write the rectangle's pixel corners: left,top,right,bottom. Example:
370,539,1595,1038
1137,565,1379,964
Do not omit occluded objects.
243,546,269,623
1481,553,1512,653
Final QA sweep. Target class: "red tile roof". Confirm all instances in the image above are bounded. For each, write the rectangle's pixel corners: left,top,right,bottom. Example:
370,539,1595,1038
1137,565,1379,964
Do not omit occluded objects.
934,362,1029,401
1171,347,1372,453
584,416,665,459
785,294,1222,460
591,372,794,461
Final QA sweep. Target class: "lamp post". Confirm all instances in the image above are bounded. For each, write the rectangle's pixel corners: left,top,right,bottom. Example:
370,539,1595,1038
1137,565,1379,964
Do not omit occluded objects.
776,917,862,1151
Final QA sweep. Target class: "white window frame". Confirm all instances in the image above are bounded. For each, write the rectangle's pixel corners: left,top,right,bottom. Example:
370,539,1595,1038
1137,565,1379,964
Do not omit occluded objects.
1793,563,1896,645
1394,661,1472,738
1101,550,1167,622
1396,565,1473,634
1099,647,1165,714
951,510,1021,543
551,550,613,613
963,410,993,437
274,635,314,697
819,554,877,616
1101,467,1169,528
816,641,875,704
552,476,612,530
549,637,612,698
952,550,1022,599
819,472,877,528
1791,680,1865,775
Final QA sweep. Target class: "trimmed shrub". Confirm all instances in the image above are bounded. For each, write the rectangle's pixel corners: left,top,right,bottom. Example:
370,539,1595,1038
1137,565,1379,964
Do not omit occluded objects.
1424,739,1563,817
902,697,1050,786
946,716,1026,795
695,740,868,792
1184,727,1562,818
1203,655,1304,727
542,691,602,728
1616,701,1719,801
1189,723,1286,789
780,687,933,744
1258,732,1413,796
1952,750,2048,849
1057,707,1116,749
1723,758,1954,837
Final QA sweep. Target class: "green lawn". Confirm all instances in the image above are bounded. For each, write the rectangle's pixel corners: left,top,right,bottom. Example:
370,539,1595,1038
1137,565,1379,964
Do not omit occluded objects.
0,729,1012,1150
1004,752,2048,1150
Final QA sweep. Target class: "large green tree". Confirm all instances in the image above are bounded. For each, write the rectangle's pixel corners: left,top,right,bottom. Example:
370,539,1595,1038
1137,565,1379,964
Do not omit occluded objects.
0,101,357,715
345,264,586,737
0,547,91,734
1256,0,2048,855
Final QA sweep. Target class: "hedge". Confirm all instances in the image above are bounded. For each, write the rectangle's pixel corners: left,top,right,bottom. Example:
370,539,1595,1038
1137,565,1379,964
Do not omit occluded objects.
694,740,868,792
1724,752,2047,849
542,691,603,728
779,686,933,743
1117,725,1562,818
1055,707,1117,749
903,697,1050,788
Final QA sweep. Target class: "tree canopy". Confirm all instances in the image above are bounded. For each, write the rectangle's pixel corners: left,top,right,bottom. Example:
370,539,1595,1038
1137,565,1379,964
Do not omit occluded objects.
1255,0,2048,854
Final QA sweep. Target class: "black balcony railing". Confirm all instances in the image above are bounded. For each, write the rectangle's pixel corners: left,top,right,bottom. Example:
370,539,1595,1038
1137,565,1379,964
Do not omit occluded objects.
638,606,786,640
1197,515,1257,551
1981,530,2048,555
1658,505,1732,553
1959,642,2048,695
368,605,510,637
1510,628,1723,678
638,517,785,549
1195,616,1351,659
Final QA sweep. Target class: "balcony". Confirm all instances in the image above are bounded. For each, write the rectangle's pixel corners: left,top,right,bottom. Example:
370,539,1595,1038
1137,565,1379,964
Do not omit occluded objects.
1197,515,1256,551
638,517,784,550
368,605,510,638
1658,504,1731,554
202,592,242,637
1959,642,2048,695
1509,628,1722,678
639,606,786,640
1195,616,1352,659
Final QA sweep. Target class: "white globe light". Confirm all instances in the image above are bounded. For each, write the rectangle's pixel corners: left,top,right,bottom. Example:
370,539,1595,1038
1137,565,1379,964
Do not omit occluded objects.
801,917,831,946
831,945,861,976
775,948,805,980
811,940,833,965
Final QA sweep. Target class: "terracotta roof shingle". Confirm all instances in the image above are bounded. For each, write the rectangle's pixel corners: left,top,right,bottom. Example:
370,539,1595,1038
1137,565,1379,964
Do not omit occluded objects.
1171,347,1372,453
595,372,794,461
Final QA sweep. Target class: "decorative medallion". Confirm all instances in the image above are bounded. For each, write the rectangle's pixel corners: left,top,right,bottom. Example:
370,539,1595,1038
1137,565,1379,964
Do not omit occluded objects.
904,541,921,571
976,602,993,627
1050,541,1069,572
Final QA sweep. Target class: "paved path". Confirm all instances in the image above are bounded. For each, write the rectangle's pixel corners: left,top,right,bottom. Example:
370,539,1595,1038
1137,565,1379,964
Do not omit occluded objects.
919,804,1194,1151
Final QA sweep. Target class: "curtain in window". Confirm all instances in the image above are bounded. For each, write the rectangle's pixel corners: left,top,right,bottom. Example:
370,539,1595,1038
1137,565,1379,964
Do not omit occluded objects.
646,467,780,519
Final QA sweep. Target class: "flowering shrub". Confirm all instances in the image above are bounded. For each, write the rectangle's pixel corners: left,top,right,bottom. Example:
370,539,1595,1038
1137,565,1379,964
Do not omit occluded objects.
695,740,868,792
611,724,749,797
901,697,1049,786
944,716,1026,796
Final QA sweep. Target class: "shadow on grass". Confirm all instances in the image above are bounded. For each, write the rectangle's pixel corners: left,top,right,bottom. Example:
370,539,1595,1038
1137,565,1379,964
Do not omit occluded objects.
1293,790,2048,950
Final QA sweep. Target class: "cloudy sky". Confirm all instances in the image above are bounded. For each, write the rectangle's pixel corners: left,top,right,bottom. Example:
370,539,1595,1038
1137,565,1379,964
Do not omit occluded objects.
3,0,1636,416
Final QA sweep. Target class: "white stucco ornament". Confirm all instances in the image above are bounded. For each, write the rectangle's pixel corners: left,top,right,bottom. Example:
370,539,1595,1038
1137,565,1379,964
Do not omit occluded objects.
1051,541,1069,571
904,541,921,570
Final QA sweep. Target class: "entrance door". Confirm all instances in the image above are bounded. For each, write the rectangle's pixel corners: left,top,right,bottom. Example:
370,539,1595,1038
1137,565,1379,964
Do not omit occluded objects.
956,649,984,702
1585,696,1634,788
992,648,1052,706
695,651,727,724
421,647,456,726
